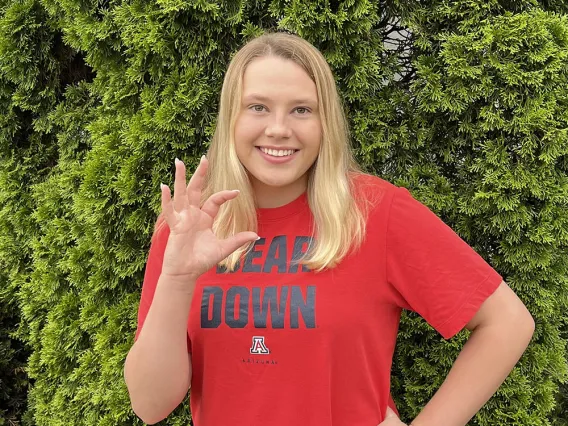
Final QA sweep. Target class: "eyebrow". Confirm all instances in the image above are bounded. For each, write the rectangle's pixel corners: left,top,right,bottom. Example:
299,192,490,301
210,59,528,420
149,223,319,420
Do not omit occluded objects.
242,93,318,106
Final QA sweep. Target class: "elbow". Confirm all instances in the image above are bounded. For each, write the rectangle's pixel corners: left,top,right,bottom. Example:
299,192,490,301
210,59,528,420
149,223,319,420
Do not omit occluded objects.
504,287,536,345
481,304,536,349
131,404,166,425
127,384,179,425
123,345,192,423
130,396,189,425
123,362,170,425
506,307,535,351
522,310,536,342
517,301,536,335
125,371,190,425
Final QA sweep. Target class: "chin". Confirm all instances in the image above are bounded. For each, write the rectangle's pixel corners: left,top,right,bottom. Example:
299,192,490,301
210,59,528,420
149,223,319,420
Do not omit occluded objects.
257,178,293,188
250,172,295,188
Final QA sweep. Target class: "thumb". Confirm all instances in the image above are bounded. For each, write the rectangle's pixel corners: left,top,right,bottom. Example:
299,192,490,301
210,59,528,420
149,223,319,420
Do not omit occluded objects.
219,232,259,258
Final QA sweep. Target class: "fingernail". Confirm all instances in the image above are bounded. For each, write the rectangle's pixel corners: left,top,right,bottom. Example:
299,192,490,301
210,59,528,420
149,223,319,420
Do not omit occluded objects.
160,183,164,190
200,155,205,162
232,189,240,193
175,157,180,164
256,236,261,240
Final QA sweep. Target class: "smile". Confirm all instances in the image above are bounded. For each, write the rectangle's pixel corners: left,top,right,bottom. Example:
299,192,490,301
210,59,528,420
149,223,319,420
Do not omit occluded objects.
258,147,298,157
256,146,299,164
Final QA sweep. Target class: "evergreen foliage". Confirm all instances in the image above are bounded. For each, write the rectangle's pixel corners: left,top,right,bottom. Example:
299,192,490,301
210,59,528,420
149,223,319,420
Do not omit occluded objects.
0,0,566,424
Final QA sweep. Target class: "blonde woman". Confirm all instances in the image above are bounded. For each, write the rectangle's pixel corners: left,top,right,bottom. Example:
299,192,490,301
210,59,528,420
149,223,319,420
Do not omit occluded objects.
124,32,535,426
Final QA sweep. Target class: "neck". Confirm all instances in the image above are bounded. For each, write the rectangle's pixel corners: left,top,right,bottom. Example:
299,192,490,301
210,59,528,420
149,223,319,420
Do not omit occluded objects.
252,176,308,208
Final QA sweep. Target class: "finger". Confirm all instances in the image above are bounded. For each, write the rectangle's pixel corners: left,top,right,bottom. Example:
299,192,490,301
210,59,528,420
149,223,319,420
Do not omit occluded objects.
173,158,188,212
386,407,398,418
377,406,402,426
218,232,259,259
201,189,240,219
160,183,175,225
186,155,207,207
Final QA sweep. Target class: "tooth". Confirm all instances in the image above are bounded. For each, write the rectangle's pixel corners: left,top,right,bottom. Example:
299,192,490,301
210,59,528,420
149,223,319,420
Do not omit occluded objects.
261,148,296,157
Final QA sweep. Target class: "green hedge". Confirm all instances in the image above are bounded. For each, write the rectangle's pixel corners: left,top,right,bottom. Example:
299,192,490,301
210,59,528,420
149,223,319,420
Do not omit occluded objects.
0,0,566,425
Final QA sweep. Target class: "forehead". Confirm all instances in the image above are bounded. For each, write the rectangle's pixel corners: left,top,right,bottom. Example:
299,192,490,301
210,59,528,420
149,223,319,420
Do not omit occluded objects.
241,56,318,104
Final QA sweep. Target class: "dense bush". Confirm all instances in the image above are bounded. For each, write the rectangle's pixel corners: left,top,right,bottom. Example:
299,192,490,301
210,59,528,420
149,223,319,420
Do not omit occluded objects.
0,0,566,424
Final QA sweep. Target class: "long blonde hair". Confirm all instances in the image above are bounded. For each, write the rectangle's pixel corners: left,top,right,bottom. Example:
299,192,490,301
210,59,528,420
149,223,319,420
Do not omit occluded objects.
153,32,371,272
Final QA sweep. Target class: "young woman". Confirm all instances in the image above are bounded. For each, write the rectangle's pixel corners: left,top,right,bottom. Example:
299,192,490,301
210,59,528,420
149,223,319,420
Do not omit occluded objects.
124,32,535,426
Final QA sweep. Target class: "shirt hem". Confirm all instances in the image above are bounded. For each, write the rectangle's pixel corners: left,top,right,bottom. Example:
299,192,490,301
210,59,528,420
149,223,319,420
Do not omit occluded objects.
437,269,503,339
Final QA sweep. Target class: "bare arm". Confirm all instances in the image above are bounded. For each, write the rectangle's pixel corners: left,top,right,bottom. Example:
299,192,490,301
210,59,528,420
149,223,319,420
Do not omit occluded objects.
409,281,535,426
124,274,195,425
123,156,258,424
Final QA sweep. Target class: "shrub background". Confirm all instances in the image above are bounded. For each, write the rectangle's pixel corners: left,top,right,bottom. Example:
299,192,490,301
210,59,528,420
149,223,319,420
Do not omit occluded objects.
0,0,567,425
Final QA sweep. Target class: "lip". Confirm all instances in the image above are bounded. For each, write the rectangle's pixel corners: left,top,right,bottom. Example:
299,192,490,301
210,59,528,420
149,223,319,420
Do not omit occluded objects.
256,146,299,164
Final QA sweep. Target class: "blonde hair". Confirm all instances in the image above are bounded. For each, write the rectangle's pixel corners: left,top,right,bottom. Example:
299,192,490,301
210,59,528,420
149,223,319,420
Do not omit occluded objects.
153,32,371,272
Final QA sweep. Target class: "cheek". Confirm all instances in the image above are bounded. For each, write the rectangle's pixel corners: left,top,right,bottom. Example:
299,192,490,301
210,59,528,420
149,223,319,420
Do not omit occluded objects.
299,121,322,150
235,115,263,144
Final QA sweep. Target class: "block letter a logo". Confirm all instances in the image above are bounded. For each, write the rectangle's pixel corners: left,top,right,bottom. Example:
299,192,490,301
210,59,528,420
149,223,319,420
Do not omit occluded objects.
250,336,270,354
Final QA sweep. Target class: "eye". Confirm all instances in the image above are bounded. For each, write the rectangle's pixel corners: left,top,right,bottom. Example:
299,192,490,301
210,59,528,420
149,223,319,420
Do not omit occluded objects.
250,104,266,112
294,107,310,115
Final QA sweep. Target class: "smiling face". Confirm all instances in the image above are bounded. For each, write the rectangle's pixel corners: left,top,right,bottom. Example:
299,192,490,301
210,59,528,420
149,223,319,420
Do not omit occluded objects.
234,55,322,208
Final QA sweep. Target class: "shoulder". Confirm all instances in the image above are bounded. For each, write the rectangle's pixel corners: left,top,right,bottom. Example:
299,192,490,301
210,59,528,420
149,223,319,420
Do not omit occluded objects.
349,172,399,212
350,172,397,190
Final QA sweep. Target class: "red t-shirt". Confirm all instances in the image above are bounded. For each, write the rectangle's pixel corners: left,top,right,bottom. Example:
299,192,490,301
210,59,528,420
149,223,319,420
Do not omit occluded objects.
135,174,502,425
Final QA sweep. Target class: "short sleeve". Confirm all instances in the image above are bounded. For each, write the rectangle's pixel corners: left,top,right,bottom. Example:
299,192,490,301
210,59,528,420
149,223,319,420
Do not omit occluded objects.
134,222,192,353
386,187,503,339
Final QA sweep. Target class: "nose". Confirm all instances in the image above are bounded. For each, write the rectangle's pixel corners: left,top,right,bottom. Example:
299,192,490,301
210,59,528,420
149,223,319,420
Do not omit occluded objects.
265,114,292,139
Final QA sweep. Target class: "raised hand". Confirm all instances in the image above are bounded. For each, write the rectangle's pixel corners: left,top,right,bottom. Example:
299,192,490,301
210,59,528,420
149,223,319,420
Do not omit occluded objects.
159,156,258,282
